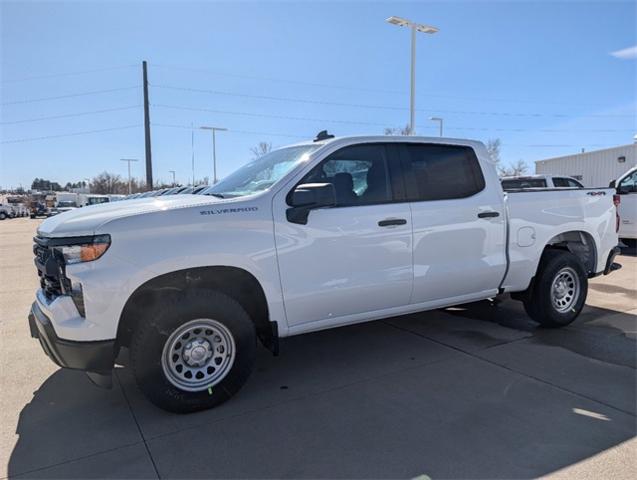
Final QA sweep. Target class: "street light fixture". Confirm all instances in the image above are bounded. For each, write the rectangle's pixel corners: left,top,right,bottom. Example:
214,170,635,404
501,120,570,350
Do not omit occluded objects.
120,158,138,195
386,16,439,135
200,126,228,184
430,116,444,137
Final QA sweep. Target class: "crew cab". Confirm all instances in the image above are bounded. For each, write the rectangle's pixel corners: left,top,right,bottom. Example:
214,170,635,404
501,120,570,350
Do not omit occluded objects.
29,134,621,413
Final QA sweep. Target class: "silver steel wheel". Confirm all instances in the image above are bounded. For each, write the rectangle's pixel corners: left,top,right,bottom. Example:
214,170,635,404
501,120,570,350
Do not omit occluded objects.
550,267,580,313
161,318,236,392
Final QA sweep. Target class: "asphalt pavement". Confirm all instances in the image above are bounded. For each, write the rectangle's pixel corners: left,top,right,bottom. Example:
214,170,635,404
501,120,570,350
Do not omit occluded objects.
1,218,635,479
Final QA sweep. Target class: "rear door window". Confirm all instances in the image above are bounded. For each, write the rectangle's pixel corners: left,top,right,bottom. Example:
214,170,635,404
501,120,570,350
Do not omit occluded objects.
401,144,485,201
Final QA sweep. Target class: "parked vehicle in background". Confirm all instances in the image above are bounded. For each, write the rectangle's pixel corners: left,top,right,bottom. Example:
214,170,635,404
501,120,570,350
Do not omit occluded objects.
29,203,50,219
54,200,78,213
11,204,29,217
501,174,584,190
108,195,126,202
0,203,13,220
192,185,209,194
77,194,110,207
610,166,637,242
29,134,621,413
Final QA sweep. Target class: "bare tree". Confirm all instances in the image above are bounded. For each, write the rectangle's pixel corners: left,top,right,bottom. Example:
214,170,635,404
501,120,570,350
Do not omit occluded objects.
90,172,127,194
250,142,272,159
499,159,530,177
384,125,411,136
486,138,501,165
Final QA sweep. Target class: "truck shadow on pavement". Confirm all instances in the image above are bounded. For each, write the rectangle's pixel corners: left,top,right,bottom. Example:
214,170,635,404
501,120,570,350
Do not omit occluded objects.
8,298,637,479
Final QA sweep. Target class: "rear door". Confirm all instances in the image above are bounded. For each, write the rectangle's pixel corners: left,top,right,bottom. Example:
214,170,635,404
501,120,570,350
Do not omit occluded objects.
400,143,507,304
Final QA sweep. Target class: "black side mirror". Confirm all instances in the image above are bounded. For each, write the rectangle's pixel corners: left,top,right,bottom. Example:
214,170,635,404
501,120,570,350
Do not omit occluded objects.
286,183,336,224
609,180,616,189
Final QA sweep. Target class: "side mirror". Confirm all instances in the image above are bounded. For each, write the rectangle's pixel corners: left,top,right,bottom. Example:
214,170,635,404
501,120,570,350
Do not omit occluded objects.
609,180,616,189
286,183,336,224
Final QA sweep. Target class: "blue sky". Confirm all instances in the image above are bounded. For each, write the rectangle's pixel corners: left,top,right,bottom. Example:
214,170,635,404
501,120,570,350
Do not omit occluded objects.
1,0,635,189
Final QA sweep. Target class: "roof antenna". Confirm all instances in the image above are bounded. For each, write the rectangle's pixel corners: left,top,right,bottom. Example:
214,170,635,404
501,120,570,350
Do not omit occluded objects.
314,130,335,142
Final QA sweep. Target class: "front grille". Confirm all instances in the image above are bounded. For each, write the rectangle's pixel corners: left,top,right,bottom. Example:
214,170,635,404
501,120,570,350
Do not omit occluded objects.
33,236,63,300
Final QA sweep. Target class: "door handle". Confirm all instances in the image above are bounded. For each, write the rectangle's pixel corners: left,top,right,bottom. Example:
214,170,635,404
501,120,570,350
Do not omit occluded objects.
378,218,407,227
477,211,500,219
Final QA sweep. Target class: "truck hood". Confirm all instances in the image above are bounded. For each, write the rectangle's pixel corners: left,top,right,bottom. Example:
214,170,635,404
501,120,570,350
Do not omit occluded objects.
37,195,225,238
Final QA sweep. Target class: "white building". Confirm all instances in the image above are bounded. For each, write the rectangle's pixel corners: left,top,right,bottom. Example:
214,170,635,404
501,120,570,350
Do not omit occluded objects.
535,143,637,187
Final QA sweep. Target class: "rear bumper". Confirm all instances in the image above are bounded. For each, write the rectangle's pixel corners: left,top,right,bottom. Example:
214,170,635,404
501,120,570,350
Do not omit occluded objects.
603,246,622,275
29,301,116,373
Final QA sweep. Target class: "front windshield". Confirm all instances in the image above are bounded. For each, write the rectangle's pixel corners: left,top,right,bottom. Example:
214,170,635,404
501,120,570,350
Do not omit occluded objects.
205,145,318,198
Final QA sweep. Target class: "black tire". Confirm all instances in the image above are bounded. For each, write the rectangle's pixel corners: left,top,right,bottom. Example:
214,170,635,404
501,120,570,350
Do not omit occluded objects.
0,213,6,220
523,249,587,328
130,288,256,413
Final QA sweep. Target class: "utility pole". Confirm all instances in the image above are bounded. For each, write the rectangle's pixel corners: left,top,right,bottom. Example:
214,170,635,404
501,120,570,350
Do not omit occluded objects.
121,158,139,194
142,61,153,189
169,170,176,186
200,126,227,184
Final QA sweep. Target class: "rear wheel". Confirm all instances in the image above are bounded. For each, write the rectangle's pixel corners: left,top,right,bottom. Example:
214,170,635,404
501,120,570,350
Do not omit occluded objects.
130,289,256,413
523,250,587,328
0,212,6,220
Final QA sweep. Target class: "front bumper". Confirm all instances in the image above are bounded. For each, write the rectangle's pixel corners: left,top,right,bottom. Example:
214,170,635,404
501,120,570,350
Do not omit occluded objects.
29,300,116,373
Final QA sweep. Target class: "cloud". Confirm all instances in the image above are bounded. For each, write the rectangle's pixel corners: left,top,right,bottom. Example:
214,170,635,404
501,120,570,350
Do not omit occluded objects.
610,45,637,60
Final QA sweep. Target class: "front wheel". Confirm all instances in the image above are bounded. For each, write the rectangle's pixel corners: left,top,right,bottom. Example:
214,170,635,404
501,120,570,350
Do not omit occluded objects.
523,250,588,328
130,289,256,413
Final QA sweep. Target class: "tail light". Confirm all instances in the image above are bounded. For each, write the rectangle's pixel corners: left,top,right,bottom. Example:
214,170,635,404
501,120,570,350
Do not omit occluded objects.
613,194,620,233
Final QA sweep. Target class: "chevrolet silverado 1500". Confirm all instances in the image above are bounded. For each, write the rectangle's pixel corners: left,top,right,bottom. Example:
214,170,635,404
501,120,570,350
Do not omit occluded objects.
29,134,621,412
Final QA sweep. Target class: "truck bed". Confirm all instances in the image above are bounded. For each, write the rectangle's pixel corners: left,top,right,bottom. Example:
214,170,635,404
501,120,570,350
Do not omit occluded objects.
502,188,618,292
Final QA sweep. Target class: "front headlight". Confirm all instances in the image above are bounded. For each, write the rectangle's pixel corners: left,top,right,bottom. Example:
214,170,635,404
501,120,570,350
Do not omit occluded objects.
56,234,111,264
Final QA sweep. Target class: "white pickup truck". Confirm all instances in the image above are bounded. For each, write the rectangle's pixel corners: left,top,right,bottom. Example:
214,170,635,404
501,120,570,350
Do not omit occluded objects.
29,134,621,413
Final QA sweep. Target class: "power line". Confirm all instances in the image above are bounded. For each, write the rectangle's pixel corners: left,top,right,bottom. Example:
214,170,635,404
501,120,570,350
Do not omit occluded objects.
152,123,306,139
152,104,388,127
151,64,404,96
1,86,139,106
1,65,138,84
151,84,635,119
150,63,613,108
1,105,140,125
151,123,619,148
153,103,635,133
1,125,140,144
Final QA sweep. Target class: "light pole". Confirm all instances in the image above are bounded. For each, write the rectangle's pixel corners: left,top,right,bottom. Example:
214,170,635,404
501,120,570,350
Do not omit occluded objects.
120,158,138,195
84,178,91,193
386,16,439,135
430,116,444,137
200,126,227,184
169,170,176,186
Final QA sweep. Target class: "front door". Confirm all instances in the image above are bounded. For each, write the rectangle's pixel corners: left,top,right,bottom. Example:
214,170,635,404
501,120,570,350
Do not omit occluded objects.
272,143,413,328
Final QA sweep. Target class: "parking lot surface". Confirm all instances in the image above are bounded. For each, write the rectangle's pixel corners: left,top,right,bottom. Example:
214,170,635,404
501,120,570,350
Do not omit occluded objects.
1,218,635,479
